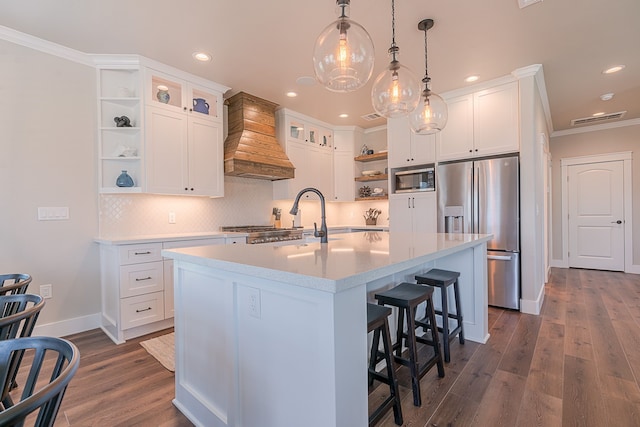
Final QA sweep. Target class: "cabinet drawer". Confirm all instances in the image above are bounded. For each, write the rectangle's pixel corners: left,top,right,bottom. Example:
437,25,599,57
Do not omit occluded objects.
120,291,165,330
119,243,163,265
119,261,164,297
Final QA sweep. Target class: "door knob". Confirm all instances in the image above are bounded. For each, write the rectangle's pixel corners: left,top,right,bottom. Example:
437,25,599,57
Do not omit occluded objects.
611,220,622,224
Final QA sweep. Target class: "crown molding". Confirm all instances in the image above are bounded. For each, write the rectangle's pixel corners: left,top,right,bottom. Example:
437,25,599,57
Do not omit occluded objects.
551,118,640,137
0,25,93,66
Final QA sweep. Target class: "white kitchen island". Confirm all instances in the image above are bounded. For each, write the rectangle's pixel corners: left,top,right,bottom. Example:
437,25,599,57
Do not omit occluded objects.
163,231,492,427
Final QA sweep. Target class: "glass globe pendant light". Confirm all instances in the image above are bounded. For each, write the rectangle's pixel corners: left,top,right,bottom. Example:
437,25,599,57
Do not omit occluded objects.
370,0,421,118
313,0,375,92
409,18,448,134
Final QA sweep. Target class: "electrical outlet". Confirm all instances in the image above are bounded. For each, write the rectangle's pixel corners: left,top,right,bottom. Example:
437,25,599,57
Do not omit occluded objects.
248,287,261,319
40,284,52,299
168,212,176,224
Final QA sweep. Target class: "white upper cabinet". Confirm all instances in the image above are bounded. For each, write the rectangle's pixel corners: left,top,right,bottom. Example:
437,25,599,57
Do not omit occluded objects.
437,81,519,161
473,82,520,155
145,68,223,122
436,94,474,161
387,116,436,168
273,109,335,200
95,57,228,195
144,67,226,197
332,128,359,202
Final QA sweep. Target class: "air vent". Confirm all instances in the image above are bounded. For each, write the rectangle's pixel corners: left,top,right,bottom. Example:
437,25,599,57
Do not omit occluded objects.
571,111,626,126
362,112,383,121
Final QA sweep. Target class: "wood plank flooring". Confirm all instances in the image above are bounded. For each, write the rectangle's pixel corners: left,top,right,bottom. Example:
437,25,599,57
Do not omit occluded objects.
375,268,640,426
21,267,639,426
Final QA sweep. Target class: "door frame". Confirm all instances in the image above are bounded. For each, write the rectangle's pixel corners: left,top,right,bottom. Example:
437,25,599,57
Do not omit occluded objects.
560,151,633,271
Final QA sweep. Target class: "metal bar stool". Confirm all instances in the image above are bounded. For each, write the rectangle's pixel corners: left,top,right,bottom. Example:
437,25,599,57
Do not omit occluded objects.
374,283,445,407
415,269,464,363
367,303,402,426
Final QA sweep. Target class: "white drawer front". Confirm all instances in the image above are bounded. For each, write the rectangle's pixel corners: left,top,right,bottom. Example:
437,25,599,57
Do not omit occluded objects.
120,261,164,298
121,292,165,330
119,243,163,265
225,237,247,245
162,238,223,250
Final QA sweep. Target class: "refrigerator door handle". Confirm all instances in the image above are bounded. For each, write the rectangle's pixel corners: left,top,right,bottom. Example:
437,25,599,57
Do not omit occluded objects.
472,165,479,234
487,254,513,261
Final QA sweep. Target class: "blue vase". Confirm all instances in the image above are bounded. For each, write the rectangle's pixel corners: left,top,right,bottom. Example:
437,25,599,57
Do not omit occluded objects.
116,170,134,187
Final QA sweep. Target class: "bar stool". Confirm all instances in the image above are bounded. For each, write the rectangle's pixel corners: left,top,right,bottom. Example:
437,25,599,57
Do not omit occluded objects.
367,303,402,426
415,269,464,363
374,283,444,407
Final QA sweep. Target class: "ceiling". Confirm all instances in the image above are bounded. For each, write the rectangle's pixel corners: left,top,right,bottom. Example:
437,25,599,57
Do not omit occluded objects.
1,0,638,132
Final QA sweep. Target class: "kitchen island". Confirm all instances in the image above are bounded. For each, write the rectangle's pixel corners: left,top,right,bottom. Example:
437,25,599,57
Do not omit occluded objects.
163,231,492,427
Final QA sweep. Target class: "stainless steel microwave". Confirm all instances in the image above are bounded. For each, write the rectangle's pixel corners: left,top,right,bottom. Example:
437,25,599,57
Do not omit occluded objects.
393,167,435,193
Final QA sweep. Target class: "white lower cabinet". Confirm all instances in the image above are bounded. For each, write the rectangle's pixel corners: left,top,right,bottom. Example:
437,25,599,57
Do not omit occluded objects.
389,192,437,234
99,236,239,344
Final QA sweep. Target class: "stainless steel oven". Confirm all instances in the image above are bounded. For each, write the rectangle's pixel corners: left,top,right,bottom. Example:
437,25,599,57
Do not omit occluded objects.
393,166,435,193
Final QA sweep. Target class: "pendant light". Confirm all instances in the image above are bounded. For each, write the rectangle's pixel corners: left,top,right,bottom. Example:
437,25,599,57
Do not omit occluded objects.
409,19,448,134
370,0,420,118
313,0,375,92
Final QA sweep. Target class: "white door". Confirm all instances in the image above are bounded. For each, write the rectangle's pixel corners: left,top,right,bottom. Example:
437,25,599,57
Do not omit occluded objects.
568,161,624,270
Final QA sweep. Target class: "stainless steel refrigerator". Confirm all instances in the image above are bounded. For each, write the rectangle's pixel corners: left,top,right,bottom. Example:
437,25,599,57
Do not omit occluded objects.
437,155,520,309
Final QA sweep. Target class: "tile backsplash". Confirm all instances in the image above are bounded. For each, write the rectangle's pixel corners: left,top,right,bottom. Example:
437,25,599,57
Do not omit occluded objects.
99,176,389,237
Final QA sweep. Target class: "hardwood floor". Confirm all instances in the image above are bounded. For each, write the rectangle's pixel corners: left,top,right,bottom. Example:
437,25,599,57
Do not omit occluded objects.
375,268,640,426
20,267,639,426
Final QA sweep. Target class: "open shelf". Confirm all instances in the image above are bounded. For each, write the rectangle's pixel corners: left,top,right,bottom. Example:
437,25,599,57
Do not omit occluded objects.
354,152,388,162
355,174,388,182
355,195,389,202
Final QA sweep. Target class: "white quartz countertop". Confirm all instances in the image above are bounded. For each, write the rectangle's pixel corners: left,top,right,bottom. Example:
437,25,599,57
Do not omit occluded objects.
163,232,492,293
94,226,389,245
94,232,235,245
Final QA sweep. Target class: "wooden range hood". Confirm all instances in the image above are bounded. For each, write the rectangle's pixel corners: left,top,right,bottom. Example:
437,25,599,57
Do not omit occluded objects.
224,92,294,180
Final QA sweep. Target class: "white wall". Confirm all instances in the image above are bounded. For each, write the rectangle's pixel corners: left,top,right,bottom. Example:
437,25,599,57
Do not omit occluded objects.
0,39,101,329
549,123,640,266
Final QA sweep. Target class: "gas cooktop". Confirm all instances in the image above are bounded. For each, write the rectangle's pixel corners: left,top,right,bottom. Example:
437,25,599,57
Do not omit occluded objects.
220,225,304,244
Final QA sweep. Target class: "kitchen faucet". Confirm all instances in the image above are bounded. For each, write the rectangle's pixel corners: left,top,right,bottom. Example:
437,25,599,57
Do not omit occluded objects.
290,187,328,243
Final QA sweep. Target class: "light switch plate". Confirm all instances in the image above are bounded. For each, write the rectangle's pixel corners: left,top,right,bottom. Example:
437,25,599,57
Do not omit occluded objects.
37,207,69,221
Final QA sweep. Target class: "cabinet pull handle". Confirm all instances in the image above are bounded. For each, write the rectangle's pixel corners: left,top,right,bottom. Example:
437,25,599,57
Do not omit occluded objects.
134,251,151,255
407,198,411,208
135,276,152,281
136,307,152,313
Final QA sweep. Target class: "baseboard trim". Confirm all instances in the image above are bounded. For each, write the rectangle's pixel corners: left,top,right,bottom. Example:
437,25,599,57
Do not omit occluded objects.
626,265,640,275
520,284,545,315
33,313,101,338
550,259,568,268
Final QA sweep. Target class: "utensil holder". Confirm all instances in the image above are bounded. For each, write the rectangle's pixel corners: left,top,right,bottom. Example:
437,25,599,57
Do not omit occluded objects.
366,218,377,226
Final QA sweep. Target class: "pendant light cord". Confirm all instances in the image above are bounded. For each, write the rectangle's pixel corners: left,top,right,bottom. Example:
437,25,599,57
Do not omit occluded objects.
389,0,398,62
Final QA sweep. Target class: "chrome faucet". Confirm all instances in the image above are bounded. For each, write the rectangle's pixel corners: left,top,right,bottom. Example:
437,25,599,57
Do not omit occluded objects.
290,187,328,243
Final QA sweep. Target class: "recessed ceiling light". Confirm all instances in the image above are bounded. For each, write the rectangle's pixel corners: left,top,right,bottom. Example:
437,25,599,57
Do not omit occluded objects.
192,52,211,62
339,113,349,118
592,112,606,117
603,65,625,74
286,91,298,98
465,75,479,83
296,76,317,86
600,93,614,101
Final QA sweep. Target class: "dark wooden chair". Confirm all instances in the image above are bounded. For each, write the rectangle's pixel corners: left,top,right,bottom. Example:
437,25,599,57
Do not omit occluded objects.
0,294,46,409
0,336,79,426
0,274,32,296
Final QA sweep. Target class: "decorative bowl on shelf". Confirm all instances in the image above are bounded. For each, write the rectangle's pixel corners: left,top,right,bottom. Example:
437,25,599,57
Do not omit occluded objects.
362,170,382,176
